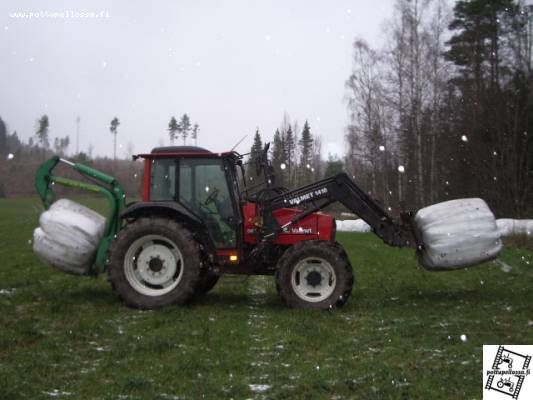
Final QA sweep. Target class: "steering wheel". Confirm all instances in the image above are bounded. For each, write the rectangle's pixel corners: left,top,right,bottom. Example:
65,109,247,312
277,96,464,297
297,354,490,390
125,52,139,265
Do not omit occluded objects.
204,187,220,206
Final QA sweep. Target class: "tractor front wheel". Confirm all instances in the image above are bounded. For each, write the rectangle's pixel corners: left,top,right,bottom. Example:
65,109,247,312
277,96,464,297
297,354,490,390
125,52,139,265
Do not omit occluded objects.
107,218,201,309
275,240,353,309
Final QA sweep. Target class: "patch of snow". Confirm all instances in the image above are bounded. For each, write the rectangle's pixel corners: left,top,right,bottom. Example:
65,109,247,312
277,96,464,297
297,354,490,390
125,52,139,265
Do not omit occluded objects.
336,219,371,233
249,384,270,393
0,288,16,295
42,389,73,397
493,259,512,273
340,212,356,218
496,219,533,237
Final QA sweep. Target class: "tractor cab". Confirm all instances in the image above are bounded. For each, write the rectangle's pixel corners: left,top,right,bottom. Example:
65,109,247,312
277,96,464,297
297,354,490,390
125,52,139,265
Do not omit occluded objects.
135,146,244,250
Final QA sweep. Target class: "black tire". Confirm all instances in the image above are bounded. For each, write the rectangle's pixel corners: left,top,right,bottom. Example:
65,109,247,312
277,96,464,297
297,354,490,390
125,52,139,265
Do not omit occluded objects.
107,217,201,309
194,270,220,296
275,240,353,309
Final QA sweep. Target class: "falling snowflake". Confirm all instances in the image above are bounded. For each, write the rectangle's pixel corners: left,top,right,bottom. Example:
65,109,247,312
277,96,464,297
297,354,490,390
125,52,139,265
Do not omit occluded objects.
280,163,286,170
460,334,468,342
461,135,468,142
7,153,14,160
379,145,385,152
102,61,107,68
397,165,405,173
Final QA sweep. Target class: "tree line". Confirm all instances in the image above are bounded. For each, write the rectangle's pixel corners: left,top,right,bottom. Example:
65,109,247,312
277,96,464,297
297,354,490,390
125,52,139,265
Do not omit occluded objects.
168,114,200,146
345,0,533,217
246,113,345,190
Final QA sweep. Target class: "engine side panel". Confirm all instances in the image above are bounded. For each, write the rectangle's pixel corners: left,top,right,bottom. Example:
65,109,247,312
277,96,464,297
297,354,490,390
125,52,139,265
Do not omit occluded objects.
242,202,335,244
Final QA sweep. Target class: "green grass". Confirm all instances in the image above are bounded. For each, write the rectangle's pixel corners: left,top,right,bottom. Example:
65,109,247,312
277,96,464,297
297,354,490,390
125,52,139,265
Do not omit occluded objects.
1,197,532,399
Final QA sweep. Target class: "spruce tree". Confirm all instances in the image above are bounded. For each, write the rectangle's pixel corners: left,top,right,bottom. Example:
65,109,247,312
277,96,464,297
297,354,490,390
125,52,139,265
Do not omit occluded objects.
109,117,120,160
168,117,179,145
0,117,7,156
271,129,287,187
284,126,295,187
179,114,191,145
36,115,50,149
298,120,313,186
192,123,199,146
248,129,263,180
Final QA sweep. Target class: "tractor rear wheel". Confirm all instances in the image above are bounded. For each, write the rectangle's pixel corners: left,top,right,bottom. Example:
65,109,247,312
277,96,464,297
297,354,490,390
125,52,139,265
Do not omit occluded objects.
107,217,201,309
275,240,353,309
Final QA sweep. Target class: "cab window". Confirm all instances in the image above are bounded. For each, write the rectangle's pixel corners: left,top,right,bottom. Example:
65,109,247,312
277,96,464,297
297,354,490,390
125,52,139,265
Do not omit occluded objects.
149,159,176,201
178,158,237,248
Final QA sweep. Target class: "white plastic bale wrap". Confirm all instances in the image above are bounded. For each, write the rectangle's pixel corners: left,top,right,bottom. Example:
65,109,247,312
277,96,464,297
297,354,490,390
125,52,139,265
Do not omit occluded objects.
414,198,502,270
32,199,106,275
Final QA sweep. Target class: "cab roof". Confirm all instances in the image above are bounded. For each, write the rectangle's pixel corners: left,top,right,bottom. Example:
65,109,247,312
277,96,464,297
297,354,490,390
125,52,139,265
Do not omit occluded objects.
133,146,241,160
151,146,212,154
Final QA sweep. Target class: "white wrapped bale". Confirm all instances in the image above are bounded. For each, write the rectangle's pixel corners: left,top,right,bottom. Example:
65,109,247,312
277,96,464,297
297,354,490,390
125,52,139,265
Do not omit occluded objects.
414,198,502,270
32,199,106,275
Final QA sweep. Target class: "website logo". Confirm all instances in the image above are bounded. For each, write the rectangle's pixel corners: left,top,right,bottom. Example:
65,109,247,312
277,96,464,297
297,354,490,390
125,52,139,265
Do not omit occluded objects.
484,345,532,399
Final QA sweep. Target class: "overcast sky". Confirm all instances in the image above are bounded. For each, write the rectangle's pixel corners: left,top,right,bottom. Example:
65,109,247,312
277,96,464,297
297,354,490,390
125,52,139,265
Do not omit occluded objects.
1,0,397,159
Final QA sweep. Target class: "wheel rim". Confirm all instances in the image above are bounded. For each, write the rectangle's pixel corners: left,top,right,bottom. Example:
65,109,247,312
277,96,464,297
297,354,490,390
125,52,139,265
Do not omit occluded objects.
124,234,184,297
291,257,336,303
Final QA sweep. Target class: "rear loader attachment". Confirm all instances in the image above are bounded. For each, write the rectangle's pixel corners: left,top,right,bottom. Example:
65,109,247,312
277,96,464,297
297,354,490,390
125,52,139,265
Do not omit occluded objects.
35,156,126,273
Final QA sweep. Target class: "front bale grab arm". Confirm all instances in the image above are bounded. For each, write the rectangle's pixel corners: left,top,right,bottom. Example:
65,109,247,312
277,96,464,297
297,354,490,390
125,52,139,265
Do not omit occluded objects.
262,172,419,249
35,156,126,273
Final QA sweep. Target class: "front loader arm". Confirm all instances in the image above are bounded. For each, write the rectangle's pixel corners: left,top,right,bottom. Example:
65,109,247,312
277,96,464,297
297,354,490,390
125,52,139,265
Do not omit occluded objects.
35,156,126,273
261,173,418,249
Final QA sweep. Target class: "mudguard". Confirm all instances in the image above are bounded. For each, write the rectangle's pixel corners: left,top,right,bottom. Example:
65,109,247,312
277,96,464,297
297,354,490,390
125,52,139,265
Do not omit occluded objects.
121,202,217,258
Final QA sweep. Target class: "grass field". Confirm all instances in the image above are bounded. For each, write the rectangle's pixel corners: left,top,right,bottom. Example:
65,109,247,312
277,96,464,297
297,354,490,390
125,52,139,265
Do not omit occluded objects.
1,197,532,399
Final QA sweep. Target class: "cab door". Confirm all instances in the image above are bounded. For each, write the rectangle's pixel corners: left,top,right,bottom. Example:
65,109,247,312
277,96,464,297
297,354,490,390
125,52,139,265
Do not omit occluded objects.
177,158,238,249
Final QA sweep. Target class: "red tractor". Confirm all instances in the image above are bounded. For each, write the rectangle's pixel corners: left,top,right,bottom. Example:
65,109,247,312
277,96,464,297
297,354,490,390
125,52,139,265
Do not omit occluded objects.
35,144,417,309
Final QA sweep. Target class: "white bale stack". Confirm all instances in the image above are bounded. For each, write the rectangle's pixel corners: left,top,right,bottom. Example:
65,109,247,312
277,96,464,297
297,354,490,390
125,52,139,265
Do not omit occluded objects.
414,198,502,270
33,199,106,275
